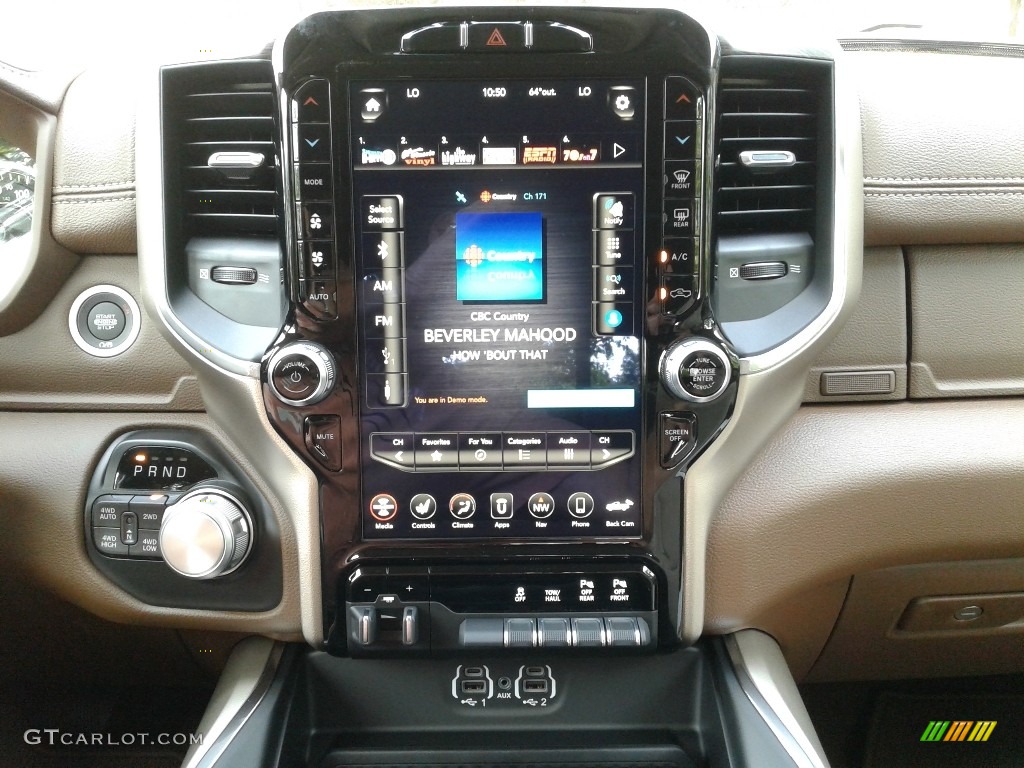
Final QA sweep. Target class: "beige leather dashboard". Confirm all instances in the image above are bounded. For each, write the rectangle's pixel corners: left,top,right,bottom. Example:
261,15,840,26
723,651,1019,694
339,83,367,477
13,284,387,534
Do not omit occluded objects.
1,38,1022,680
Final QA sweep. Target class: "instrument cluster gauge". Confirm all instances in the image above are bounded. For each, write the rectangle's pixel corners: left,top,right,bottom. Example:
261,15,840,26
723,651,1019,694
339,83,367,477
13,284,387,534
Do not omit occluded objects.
0,142,35,244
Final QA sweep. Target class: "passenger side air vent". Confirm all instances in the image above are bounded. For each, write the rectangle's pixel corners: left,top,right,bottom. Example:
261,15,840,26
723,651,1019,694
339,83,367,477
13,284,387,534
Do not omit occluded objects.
163,60,279,237
716,77,818,236
712,56,836,354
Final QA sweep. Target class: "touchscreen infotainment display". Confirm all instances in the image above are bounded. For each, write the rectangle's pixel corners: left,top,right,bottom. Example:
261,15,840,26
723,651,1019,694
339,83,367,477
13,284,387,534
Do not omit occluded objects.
349,79,646,540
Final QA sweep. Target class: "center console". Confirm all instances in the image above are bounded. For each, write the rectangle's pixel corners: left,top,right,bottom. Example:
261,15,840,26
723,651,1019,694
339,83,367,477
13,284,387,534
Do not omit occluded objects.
132,4,858,766
262,7,737,657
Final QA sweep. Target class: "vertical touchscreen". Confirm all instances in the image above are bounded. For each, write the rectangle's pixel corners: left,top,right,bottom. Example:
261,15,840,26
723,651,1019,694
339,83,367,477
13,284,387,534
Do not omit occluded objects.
349,79,646,539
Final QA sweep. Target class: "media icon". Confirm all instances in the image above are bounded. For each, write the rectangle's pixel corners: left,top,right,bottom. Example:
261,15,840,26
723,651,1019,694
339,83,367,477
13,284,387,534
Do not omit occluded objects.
369,493,398,522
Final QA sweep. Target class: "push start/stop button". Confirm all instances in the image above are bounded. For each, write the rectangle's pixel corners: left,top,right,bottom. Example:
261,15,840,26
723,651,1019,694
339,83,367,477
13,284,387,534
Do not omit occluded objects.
69,285,141,357
86,301,127,341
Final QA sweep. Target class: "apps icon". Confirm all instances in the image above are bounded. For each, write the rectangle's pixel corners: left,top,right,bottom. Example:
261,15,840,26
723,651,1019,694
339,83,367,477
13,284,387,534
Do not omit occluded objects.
490,493,514,519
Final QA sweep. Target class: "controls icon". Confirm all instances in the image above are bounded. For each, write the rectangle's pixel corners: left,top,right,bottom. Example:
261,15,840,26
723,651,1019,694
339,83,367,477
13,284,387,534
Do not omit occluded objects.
450,493,477,520
527,492,555,519
409,493,437,520
567,492,595,519
369,493,398,522
490,493,514,520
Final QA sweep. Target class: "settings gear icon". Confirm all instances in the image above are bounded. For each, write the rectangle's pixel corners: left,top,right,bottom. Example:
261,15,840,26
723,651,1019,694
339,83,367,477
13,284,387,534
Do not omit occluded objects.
610,88,636,119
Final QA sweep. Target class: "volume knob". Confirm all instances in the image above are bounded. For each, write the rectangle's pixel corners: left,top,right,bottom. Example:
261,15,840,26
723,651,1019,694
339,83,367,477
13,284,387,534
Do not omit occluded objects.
159,488,252,579
267,341,336,405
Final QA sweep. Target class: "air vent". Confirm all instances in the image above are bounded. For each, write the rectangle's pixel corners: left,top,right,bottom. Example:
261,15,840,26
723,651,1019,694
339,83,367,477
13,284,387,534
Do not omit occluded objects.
715,64,824,236
163,60,279,238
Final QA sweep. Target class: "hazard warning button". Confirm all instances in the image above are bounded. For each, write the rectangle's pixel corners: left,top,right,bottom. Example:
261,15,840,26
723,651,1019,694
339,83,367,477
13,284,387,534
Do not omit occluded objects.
467,22,525,51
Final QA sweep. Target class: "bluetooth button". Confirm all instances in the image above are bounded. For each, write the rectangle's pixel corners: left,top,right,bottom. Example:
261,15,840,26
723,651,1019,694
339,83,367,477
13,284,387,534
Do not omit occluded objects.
362,232,404,270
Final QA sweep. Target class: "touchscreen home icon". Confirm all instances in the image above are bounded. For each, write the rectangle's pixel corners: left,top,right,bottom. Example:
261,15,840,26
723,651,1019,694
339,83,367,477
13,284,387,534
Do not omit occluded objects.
490,493,514,520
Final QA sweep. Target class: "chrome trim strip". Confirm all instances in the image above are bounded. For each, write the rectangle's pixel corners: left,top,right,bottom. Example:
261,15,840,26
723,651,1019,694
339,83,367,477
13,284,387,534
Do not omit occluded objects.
740,149,796,168
725,631,831,768
182,638,285,768
208,150,265,168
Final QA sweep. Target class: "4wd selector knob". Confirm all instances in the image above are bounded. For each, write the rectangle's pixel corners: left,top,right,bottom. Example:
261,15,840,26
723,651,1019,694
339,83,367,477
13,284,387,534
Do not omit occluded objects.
159,488,252,579
268,342,336,405
660,338,732,403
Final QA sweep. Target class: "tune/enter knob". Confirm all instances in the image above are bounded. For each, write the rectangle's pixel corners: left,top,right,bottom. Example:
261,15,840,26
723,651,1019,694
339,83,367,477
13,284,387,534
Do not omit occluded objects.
159,488,252,579
660,338,732,403
267,342,336,405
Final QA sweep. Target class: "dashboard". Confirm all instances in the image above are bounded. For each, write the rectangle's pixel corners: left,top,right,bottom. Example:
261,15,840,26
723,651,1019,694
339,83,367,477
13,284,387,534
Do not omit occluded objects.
4,2,1024,767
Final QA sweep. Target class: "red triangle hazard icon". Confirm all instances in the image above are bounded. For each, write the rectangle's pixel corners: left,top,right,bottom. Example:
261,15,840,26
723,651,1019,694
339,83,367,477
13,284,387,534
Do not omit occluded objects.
486,28,507,47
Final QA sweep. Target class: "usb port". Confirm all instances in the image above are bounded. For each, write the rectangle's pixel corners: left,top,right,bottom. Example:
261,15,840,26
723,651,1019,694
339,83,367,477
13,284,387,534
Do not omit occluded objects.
461,680,487,695
525,666,546,677
522,679,549,694
463,666,485,678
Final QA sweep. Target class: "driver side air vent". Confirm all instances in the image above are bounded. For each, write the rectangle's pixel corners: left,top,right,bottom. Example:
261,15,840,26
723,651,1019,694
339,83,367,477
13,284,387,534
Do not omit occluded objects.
163,60,279,237
159,59,286,362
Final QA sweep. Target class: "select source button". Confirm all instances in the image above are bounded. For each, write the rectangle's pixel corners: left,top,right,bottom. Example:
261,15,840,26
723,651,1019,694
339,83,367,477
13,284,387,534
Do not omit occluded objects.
362,196,404,231
87,302,127,341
